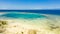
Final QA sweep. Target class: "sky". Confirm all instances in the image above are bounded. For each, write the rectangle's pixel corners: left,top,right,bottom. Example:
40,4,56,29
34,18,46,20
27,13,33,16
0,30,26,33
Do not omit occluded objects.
0,0,60,10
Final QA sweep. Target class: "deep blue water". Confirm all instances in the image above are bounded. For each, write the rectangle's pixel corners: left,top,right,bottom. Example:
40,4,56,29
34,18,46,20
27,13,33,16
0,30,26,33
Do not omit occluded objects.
0,10,60,15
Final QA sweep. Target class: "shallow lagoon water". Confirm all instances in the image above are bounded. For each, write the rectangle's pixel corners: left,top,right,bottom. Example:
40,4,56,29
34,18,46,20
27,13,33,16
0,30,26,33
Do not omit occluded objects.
0,13,46,19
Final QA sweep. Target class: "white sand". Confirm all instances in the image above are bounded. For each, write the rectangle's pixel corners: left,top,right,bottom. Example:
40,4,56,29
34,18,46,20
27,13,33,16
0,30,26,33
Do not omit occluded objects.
0,12,60,34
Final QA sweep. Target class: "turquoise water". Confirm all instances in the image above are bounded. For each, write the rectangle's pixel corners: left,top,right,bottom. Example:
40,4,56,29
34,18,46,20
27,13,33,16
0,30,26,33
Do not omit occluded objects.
1,13,46,19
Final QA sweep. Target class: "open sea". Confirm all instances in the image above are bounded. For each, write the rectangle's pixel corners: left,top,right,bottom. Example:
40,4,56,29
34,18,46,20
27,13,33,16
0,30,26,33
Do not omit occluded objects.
0,10,60,15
